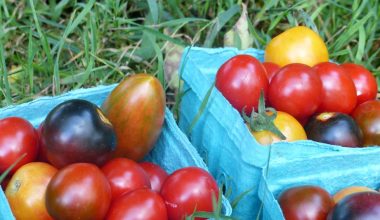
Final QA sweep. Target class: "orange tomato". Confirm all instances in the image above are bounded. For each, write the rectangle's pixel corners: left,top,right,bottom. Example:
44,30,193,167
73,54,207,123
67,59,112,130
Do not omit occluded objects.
333,186,375,204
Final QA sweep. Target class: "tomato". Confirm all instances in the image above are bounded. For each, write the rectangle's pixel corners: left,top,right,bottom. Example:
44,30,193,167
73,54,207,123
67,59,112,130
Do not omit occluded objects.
106,189,167,220
36,121,48,163
265,26,329,67
333,186,375,204
352,100,380,146
262,62,280,82
160,167,219,220
139,162,168,193
0,117,39,173
313,62,357,114
341,63,378,105
249,111,307,145
215,54,269,115
101,158,151,200
279,185,333,220
5,162,57,220
102,74,166,161
268,63,323,121
45,163,111,220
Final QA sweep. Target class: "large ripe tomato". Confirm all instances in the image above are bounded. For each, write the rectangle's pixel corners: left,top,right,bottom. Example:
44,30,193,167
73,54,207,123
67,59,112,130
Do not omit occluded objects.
102,74,166,161
313,62,357,114
341,63,378,105
352,100,380,146
279,185,333,220
265,26,329,67
45,163,111,220
106,189,167,220
0,117,39,173
160,167,219,220
139,162,168,193
215,54,269,115
5,162,57,220
268,63,323,121
101,158,151,200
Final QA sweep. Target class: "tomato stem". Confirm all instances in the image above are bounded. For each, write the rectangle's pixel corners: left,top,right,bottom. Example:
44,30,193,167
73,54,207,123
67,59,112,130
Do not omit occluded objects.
0,153,27,184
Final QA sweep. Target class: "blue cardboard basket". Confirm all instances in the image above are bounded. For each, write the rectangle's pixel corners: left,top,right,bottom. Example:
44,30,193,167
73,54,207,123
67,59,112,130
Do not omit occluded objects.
0,84,232,219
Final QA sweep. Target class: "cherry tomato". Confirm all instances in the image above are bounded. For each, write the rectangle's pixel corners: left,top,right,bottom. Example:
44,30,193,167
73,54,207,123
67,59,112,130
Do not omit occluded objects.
262,62,280,82
279,185,333,220
333,186,375,204
139,162,168,193
265,26,329,67
0,117,39,173
352,100,380,146
101,158,151,200
5,162,57,220
313,62,357,114
45,163,111,220
268,63,323,121
36,121,49,163
106,189,167,220
215,54,269,115
160,167,219,220
341,63,378,105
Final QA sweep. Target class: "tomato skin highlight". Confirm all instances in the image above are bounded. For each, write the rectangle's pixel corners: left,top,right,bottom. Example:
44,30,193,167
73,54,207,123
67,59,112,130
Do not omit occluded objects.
139,162,168,193
215,54,269,115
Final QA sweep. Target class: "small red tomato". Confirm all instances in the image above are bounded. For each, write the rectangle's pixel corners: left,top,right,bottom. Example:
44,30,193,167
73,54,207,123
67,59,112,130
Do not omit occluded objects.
45,163,111,220
262,62,280,82
102,158,151,200
0,117,39,173
341,63,378,105
106,189,167,220
139,162,168,193
36,121,49,163
352,100,380,146
313,62,357,114
160,167,219,220
215,54,269,115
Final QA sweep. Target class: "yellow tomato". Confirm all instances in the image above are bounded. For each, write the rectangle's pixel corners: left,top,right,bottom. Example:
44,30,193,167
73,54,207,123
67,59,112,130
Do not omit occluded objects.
249,111,307,145
264,26,329,67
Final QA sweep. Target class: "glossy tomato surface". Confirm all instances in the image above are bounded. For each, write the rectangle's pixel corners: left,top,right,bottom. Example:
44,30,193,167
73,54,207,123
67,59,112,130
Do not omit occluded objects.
102,158,151,200
0,117,38,173
45,163,111,220
313,62,357,114
102,74,166,161
215,54,268,115
5,162,57,220
341,63,378,105
139,162,168,193
333,186,375,204
106,189,167,220
352,100,380,146
279,185,333,220
262,62,280,82
160,167,219,220
268,63,323,121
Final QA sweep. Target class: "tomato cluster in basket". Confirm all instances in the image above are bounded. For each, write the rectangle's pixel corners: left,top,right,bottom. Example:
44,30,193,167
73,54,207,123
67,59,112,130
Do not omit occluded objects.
0,74,220,220
215,26,379,148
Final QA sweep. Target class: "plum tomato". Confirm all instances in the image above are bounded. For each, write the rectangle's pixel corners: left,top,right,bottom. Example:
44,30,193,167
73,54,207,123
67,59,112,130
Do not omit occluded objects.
341,63,378,105
101,158,151,200
352,100,380,146
106,189,167,220
215,54,269,115
45,163,112,220
262,62,280,82
5,162,57,220
139,162,168,193
279,185,333,220
333,186,375,204
160,167,219,220
0,117,39,174
313,62,357,114
268,63,323,121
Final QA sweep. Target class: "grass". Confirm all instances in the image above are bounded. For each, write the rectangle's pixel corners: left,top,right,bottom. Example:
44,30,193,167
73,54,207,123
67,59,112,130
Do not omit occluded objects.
0,0,379,108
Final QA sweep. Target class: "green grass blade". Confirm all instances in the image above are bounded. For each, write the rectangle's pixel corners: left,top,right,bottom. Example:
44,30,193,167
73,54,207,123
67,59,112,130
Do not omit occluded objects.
355,26,366,62
27,28,35,95
147,0,159,24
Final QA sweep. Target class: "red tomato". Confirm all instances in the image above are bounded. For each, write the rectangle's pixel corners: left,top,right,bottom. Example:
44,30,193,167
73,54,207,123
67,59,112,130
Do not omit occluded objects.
102,158,151,200
215,54,269,115
0,117,39,173
268,63,323,121
160,167,219,220
139,162,168,193
36,121,49,162
262,62,280,82
341,63,378,105
106,189,167,220
45,163,111,220
352,100,380,146
313,62,357,113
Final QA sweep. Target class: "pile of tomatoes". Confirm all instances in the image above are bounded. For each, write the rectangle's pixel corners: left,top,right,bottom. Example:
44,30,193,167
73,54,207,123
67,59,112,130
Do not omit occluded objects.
0,74,220,220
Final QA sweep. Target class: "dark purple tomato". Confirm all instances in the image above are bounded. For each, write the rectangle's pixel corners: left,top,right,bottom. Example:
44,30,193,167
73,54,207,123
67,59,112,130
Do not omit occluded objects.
352,100,380,146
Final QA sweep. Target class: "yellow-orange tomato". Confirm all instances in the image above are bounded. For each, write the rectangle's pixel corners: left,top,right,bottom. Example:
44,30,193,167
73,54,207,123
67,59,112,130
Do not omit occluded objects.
5,162,57,220
249,111,307,145
333,186,375,204
265,26,329,67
